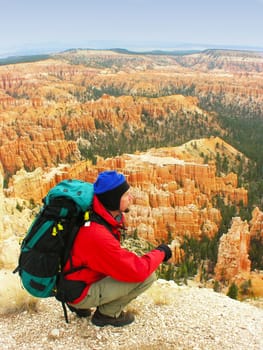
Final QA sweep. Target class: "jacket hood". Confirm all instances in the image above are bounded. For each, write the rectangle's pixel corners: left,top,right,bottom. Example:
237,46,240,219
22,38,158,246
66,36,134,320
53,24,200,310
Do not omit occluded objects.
92,195,125,230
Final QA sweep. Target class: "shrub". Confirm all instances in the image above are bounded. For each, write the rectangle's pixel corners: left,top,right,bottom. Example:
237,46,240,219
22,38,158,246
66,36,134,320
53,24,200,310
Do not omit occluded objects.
213,280,221,293
239,279,254,298
227,282,239,300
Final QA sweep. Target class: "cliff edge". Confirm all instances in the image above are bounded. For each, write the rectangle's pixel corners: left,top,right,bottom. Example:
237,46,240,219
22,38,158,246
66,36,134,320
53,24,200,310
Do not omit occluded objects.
0,279,262,350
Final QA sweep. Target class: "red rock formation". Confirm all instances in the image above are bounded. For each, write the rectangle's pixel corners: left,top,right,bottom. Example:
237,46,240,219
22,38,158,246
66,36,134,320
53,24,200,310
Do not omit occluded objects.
0,50,261,289
8,148,247,245
1,49,261,178
0,138,80,175
214,209,263,295
0,96,16,107
249,207,263,239
214,217,251,281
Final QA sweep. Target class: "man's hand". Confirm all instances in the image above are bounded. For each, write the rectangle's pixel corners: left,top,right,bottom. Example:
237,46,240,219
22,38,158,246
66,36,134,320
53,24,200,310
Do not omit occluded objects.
156,244,172,262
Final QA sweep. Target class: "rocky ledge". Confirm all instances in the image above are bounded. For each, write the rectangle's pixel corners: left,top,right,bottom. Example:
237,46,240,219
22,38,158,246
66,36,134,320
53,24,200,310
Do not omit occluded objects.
0,279,262,350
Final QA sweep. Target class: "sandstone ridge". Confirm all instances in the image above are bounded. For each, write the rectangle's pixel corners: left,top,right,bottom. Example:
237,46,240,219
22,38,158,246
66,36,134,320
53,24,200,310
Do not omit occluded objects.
0,143,262,299
1,49,262,177
6,141,247,247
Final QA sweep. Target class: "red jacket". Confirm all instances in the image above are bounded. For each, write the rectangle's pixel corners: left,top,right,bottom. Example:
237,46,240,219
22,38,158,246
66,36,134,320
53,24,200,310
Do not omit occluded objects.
64,195,165,304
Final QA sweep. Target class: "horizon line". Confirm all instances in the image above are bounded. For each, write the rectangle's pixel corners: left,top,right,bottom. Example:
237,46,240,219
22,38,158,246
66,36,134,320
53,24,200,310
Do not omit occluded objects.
1,42,263,60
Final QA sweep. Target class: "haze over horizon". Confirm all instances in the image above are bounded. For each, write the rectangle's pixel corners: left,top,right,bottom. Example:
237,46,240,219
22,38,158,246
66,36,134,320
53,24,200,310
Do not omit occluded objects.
0,0,263,57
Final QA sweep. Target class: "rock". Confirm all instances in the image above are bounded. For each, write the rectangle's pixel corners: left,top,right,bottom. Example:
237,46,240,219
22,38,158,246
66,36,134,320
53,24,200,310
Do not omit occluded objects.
215,217,251,281
6,145,248,244
250,207,263,239
48,328,60,340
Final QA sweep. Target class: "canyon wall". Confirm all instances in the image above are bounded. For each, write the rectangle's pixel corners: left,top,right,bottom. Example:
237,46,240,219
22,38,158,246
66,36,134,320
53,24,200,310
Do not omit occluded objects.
0,49,262,179
1,147,262,293
0,50,262,290
6,147,247,245
0,93,212,176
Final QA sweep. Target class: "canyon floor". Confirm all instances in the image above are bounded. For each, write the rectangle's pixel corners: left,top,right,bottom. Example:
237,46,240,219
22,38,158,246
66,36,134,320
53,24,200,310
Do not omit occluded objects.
0,279,262,350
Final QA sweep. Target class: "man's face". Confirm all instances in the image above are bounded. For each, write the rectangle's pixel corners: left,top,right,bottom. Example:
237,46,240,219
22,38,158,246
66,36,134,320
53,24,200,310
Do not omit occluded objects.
119,190,133,212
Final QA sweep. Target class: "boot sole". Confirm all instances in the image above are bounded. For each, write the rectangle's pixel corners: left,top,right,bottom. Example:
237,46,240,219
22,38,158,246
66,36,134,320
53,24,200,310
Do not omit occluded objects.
91,316,134,327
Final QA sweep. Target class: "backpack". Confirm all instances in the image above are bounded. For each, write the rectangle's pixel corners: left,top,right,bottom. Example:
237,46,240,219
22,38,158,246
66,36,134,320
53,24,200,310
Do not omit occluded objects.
13,179,94,322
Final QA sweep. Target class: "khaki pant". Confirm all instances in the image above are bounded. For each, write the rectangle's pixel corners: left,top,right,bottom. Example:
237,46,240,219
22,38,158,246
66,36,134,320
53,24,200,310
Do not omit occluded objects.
72,272,157,317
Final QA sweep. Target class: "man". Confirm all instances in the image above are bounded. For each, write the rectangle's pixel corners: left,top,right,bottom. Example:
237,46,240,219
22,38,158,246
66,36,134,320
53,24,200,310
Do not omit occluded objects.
65,170,172,327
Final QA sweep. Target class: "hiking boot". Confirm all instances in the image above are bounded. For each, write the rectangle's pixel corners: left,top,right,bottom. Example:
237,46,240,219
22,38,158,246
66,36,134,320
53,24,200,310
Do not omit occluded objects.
91,308,135,327
67,304,91,317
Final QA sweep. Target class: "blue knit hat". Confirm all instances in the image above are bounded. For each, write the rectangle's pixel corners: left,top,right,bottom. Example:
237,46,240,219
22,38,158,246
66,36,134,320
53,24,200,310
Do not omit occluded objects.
94,170,130,210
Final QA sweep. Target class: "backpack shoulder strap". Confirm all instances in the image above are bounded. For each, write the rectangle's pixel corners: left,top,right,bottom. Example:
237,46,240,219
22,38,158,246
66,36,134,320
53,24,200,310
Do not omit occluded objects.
88,211,122,241
89,211,114,234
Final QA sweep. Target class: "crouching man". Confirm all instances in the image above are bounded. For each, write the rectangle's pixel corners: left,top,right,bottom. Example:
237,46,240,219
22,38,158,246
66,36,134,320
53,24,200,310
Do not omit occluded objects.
64,170,172,327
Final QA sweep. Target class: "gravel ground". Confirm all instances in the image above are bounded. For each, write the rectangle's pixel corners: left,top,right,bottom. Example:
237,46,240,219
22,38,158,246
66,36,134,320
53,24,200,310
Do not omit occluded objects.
0,280,263,350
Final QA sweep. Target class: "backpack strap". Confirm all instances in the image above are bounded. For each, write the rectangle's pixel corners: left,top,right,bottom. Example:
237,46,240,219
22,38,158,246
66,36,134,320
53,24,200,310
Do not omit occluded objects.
62,302,69,324
89,211,120,240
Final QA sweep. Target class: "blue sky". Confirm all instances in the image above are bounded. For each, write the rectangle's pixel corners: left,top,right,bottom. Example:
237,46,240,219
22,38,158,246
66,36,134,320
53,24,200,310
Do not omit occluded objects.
0,0,263,56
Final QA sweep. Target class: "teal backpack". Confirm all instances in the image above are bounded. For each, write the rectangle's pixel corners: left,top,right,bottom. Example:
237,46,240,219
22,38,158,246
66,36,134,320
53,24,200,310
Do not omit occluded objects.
13,179,94,322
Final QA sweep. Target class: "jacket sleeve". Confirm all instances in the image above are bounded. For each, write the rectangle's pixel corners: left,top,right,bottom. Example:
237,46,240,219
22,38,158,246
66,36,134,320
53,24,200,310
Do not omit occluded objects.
84,225,165,283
